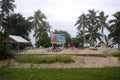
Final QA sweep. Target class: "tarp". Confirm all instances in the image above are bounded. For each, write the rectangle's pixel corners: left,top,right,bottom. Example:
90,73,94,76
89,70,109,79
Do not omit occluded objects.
51,34,66,44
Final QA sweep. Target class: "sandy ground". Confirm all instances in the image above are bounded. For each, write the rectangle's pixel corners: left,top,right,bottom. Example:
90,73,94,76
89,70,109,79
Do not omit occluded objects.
0,48,120,68
19,47,118,55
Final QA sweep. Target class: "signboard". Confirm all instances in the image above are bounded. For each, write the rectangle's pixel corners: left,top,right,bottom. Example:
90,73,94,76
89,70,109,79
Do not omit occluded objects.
51,34,66,44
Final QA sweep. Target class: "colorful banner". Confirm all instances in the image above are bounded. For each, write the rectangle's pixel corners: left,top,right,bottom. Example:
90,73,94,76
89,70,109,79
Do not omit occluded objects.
51,34,66,44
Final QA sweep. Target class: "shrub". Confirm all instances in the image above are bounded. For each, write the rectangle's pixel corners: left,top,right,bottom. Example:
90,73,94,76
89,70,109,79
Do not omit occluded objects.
0,40,15,60
15,54,74,64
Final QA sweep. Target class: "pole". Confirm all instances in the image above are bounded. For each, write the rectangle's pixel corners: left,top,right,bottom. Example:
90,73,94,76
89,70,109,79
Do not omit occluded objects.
17,43,19,52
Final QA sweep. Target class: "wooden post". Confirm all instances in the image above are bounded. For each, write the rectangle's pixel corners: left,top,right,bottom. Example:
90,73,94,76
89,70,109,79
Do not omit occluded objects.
17,43,19,52
62,44,64,48
52,43,53,47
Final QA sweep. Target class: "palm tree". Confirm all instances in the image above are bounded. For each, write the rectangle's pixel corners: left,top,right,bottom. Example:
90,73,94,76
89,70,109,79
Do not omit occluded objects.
0,0,16,16
28,9,51,46
76,30,84,46
85,25,101,47
28,9,47,30
3,13,31,40
104,35,113,48
0,0,16,32
98,11,108,43
86,9,101,47
109,11,120,49
75,13,87,47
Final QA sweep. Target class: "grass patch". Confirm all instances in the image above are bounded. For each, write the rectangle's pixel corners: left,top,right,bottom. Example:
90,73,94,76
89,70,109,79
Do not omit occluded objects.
0,67,120,80
102,51,120,58
102,50,111,57
118,56,120,61
110,52,120,61
0,59,11,68
111,52,120,57
15,54,74,64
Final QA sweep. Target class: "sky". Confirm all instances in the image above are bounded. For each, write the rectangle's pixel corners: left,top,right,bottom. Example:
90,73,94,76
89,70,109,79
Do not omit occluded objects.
14,0,120,45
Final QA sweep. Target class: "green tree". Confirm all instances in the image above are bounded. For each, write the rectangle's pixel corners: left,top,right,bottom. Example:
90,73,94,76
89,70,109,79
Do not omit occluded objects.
0,0,16,31
85,28,101,47
75,13,87,47
72,36,83,48
0,0,16,16
98,11,108,43
28,9,47,30
109,11,120,49
104,35,113,47
53,30,71,47
0,0,16,59
75,9,104,47
35,32,51,48
2,13,31,40
86,9,101,47
76,30,84,46
28,9,51,47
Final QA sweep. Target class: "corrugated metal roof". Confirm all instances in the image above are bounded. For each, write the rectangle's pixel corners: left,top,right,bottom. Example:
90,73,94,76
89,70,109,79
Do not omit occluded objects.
9,35,29,43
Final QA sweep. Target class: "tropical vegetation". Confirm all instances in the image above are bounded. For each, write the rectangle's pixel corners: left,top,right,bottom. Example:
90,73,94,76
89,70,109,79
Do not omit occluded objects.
109,11,120,50
75,9,118,48
0,0,16,59
0,0,120,58
75,13,87,47
3,13,31,40
28,9,51,48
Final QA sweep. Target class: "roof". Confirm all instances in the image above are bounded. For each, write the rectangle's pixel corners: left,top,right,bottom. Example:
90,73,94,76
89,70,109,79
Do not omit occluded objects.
8,35,29,43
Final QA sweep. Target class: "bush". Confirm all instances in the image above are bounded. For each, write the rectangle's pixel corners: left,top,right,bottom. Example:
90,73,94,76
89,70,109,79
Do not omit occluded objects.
15,54,74,63
0,42,14,60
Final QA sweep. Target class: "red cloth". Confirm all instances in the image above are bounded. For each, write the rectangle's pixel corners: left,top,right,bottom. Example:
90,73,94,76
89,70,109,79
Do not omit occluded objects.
68,45,76,50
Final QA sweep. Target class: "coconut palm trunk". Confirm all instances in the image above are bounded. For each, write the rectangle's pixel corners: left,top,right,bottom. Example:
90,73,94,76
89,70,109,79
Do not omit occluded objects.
101,25,104,42
83,27,85,47
118,43,120,50
99,11,108,44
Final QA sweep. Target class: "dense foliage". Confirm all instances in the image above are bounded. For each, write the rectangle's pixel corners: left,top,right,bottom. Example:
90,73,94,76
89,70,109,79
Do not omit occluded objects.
2,13,31,40
35,32,51,47
0,0,16,59
109,12,120,49
28,9,51,47
75,9,120,49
